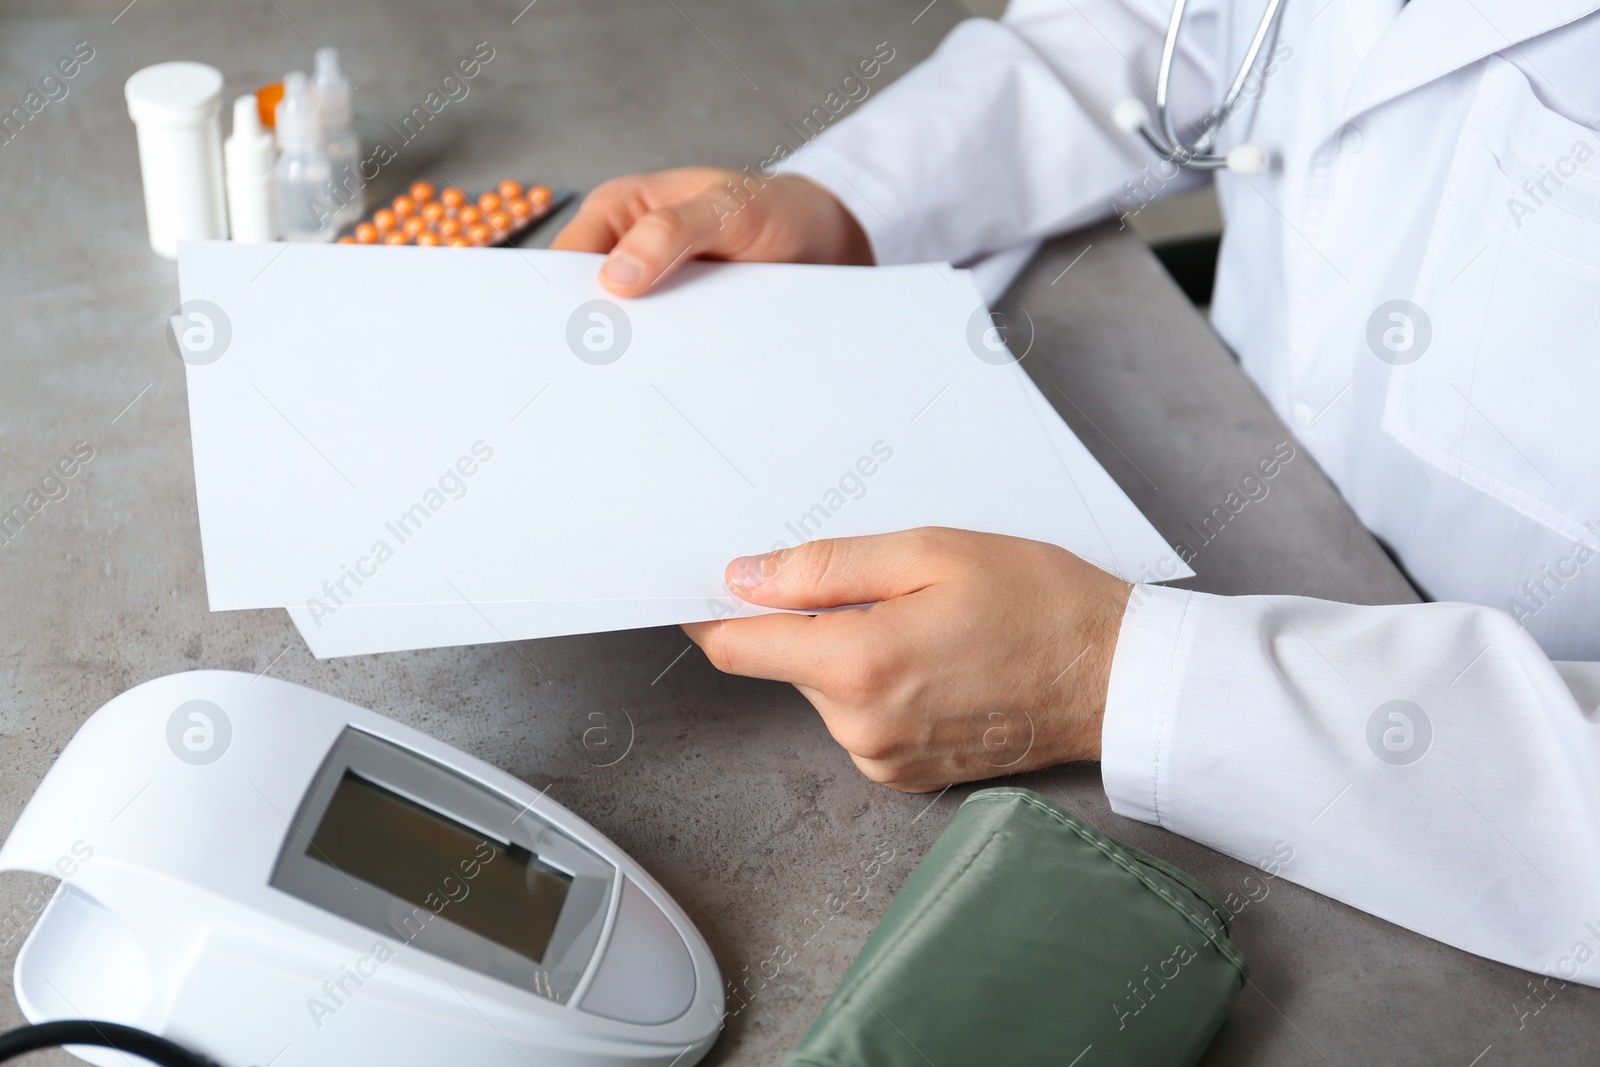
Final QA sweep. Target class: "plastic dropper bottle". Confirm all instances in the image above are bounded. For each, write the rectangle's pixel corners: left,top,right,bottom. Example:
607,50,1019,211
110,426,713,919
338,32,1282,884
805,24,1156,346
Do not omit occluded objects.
224,94,278,241
313,48,363,228
274,71,335,242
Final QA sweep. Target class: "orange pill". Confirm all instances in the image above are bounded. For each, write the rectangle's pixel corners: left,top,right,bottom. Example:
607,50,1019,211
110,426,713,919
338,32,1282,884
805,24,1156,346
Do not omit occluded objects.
439,187,466,209
415,231,441,247
384,231,409,245
372,209,397,232
458,205,482,226
409,181,436,203
354,223,379,244
447,236,470,247
337,235,356,244
527,186,552,208
506,198,532,220
402,216,427,237
437,218,461,238
421,201,446,223
488,211,511,232
497,180,523,200
392,196,416,218
467,224,492,244
477,192,502,213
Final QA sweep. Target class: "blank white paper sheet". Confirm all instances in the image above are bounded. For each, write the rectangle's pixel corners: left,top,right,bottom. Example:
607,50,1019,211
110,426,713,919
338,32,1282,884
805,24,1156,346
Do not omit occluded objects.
176,241,1188,657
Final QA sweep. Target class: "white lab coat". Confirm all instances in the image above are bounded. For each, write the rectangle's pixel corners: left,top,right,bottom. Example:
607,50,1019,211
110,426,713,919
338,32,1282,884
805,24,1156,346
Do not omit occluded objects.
787,0,1600,986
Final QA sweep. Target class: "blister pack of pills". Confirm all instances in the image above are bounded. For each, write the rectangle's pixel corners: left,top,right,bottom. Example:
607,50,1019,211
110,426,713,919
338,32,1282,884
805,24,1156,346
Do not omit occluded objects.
340,180,574,247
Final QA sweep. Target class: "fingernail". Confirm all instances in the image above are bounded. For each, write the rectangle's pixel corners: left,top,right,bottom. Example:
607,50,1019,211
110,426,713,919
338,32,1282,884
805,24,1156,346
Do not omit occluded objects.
727,554,771,594
601,251,645,286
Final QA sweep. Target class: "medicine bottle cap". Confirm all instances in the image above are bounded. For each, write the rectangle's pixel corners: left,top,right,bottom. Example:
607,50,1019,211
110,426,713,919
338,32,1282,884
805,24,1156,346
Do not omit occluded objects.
314,48,352,127
275,71,321,150
256,83,285,129
227,94,275,171
125,61,224,127
231,95,264,139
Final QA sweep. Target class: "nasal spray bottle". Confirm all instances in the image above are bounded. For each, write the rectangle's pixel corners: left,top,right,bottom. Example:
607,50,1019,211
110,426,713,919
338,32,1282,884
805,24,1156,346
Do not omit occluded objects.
313,48,363,229
223,94,278,241
274,71,336,242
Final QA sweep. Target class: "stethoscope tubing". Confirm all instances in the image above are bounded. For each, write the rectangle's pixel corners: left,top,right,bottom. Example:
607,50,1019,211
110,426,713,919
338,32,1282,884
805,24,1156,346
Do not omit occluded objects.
1138,0,1288,170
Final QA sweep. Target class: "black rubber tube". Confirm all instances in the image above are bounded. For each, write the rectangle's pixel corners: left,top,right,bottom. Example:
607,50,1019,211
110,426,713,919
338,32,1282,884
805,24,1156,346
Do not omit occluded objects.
0,1020,224,1066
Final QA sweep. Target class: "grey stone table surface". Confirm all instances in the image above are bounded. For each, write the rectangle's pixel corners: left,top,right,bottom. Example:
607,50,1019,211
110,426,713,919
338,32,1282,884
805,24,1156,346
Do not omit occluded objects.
1,1,1594,1064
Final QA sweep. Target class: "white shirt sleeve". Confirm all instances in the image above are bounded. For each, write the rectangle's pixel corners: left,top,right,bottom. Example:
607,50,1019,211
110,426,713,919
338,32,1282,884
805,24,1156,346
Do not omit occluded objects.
783,0,1219,267
1103,584,1600,987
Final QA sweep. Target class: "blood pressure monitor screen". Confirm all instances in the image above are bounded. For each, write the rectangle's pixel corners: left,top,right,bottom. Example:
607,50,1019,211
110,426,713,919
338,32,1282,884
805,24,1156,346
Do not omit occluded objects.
308,772,573,964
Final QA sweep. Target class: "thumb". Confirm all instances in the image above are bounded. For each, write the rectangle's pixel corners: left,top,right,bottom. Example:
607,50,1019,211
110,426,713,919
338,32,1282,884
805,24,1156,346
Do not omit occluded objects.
726,530,950,609
599,198,736,297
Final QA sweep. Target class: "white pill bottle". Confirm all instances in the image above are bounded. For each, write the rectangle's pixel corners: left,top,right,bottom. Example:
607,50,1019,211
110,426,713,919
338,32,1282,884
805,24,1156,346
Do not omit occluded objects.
125,61,229,259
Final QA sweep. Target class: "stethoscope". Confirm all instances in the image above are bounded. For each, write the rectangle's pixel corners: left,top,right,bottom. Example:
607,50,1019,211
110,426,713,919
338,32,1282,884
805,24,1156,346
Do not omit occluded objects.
1111,0,1287,175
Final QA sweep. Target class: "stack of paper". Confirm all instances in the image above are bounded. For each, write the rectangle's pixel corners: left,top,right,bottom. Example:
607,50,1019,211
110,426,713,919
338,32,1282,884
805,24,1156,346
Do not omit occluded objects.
175,242,1187,658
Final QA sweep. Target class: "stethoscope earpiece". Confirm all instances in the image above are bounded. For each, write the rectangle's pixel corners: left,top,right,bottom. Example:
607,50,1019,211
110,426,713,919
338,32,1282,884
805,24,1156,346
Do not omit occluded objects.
1111,98,1151,135
1225,143,1268,175
1114,0,1287,173
1111,99,1269,174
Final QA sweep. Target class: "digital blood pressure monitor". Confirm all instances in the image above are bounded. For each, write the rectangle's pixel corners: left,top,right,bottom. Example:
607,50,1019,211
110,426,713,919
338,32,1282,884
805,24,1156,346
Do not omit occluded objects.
0,672,723,1066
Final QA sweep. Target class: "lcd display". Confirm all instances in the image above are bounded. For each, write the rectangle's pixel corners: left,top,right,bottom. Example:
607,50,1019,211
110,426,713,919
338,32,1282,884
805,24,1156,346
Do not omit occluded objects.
307,772,572,963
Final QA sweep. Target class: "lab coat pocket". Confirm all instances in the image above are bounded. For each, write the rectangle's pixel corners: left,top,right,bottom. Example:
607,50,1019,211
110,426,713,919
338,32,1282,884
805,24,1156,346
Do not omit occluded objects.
1381,57,1600,544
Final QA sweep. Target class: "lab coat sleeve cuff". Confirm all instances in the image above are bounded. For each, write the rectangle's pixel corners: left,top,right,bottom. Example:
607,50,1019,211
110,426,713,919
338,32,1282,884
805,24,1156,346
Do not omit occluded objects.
1100,583,1199,827
782,141,926,268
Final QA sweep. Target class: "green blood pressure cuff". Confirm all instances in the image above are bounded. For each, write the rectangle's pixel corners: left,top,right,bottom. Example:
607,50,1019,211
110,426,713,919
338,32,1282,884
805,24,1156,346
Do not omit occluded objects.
785,788,1247,1067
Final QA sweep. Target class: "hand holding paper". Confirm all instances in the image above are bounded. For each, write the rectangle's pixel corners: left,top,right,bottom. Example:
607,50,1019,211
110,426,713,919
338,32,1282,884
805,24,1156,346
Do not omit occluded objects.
176,241,1187,657
685,528,1131,791
548,168,874,296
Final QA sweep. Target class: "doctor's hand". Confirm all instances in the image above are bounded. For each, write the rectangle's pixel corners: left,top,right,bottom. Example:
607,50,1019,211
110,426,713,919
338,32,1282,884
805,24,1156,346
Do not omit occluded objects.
549,167,872,297
682,529,1131,793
